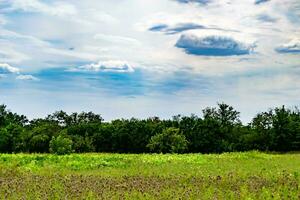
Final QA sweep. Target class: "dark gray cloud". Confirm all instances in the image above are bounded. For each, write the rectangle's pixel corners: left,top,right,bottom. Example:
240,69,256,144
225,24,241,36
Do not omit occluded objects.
175,35,255,56
255,0,270,5
174,0,210,5
149,23,205,34
149,24,172,32
149,23,239,35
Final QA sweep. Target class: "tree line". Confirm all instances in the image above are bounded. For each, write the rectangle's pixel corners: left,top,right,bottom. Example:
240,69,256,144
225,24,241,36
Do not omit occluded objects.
0,103,300,154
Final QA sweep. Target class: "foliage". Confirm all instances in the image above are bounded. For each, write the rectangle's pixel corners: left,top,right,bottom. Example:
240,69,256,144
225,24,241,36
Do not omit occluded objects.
0,128,11,152
49,135,73,155
147,128,188,153
0,103,299,153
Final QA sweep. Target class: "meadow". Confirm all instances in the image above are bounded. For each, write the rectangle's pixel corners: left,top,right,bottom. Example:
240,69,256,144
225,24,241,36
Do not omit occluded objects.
0,151,299,199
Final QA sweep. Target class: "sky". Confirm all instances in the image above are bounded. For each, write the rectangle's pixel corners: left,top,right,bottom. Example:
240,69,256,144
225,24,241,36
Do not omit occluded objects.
0,0,299,122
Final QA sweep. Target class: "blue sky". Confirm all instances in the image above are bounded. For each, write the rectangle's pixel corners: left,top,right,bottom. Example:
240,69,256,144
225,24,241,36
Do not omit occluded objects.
0,0,299,122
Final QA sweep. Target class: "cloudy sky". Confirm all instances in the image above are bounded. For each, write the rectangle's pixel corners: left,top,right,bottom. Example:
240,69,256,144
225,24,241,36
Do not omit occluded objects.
0,0,299,122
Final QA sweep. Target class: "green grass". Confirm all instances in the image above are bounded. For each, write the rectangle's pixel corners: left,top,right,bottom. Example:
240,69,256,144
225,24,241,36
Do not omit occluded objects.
0,151,299,199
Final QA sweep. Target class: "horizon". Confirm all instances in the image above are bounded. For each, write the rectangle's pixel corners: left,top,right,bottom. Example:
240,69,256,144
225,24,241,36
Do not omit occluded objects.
0,0,299,123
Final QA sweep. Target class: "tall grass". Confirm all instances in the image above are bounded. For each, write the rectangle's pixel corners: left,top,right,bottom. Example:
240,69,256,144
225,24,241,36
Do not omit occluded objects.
0,151,299,199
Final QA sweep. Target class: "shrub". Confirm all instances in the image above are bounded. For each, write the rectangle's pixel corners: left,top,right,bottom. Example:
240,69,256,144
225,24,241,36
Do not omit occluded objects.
49,135,73,155
147,127,188,153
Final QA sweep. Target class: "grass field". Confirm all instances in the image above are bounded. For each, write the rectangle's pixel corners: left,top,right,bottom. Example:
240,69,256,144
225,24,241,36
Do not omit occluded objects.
0,152,299,199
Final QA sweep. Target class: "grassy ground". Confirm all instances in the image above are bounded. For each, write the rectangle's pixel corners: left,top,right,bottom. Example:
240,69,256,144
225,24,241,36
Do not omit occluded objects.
0,151,299,199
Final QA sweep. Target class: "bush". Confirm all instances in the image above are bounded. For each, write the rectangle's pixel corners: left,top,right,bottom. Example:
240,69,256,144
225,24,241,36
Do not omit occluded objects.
49,135,73,155
147,127,188,153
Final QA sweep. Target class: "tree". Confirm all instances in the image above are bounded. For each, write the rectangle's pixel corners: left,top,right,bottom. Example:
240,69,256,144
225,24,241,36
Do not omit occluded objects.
203,103,241,126
193,117,223,153
249,110,274,151
0,128,12,152
147,127,188,153
65,124,98,152
0,103,300,154
290,108,300,150
27,121,61,153
270,106,300,151
0,105,27,127
93,123,114,152
49,135,73,155
47,111,70,126
202,103,241,152
47,111,103,127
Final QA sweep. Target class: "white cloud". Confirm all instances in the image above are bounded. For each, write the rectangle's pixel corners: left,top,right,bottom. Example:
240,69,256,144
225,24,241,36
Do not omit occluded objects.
0,0,298,75
6,0,77,16
77,60,135,73
0,1,299,100
16,74,39,81
0,63,20,74
0,0,299,123
93,34,141,46
275,38,300,53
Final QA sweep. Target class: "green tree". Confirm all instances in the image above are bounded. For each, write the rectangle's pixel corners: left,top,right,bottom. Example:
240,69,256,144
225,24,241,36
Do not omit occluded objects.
0,128,12,152
27,121,61,153
0,105,27,127
47,111,103,127
271,106,300,151
65,124,98,152
49,135,73,155
147,127,188,153
202,103,241,151
93,123,114,152
249,110,274,151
